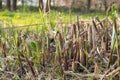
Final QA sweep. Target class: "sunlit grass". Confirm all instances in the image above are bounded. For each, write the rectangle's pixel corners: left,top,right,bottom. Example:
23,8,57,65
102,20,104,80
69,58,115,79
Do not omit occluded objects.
0,10,105,26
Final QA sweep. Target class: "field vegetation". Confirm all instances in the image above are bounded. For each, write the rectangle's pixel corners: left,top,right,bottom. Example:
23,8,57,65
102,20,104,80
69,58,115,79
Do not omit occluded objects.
0,3,120,80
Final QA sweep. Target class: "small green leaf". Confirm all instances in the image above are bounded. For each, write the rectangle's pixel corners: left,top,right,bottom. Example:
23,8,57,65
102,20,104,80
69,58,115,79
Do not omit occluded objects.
111,4,117,12
30,41,37,51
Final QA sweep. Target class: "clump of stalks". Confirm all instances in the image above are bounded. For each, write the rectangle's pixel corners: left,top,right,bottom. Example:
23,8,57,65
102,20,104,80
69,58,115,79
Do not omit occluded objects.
0,9,120,80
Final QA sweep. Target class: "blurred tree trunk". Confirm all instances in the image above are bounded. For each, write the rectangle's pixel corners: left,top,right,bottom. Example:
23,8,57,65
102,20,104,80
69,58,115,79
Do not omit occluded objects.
38,0,43,11
13,0,17,11
103,0,108,12
87,0,91,11
7,0,11,11
0,0,2,9
46,0,51,12
22,0,24,8
53,0,55,5
39,0,51,13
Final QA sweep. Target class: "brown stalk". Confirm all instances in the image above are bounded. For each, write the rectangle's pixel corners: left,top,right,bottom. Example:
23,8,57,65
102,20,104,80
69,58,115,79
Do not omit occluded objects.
61,26,64,39
42,54,45,67
101,61,117,80
95,17,104,29
25,56,36,77
69,40,74,59
18,55,24,74
107,67,120,77
64,50,68,71
75,41,80,62
79,21,84,31
75,61,90,73
55,39,62,65
2,51,6,57
79,28,86,66
88,24,92,53
119,44,120,66
104,19,109,51
58,32,63,53
76,16,80,31
72,24,77,61
101,36,106,51
80,49,86,66
92,19,102,40
72,61,78,72
64,71,103,78
95,18,106,27
73,24,77,38
47,36,50,57
108,48,115,68
2,43,7,57
94,62,100,75
92,20,96,49
76,16,81,62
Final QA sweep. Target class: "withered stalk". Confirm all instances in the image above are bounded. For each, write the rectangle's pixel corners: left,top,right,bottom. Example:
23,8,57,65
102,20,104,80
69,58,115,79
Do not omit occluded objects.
88,24,92,53
25,56,36,77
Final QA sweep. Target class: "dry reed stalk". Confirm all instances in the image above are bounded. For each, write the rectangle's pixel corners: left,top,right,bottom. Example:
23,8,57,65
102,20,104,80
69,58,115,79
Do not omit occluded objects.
18,55,24,74
66,24,74,60
72,24,77,61
41,34,47,67
64,50,68,71
41,53,45,68
107,67,120,77
64,71,103,78
2,50,6,57
118,44,120,66
2,42,8,57
71,23,82,71
47,36,50,50
101,36,106,51
58,32,63,54
75,41,80,62
55,37,62,65
61,26,64,39
95,18,106,27
76,16,80,39
47,36,50,59
76,16,80,31
94,62,100,75
72,61,77,72
95,17,104,29
84,25,88,50
57,32,68,70
76,17,80,62
78,22,86,66
75,61,90,73
73,24,77,39
79,21,84,31
25,56,36,77
68,40,74,59
0,39,9,57
88,24,92,53
92,19,102,40
101,61,117,80
24,43,29,54
92,20,96,50
80,49,86,66
104,19,109,51
58,17,64,38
